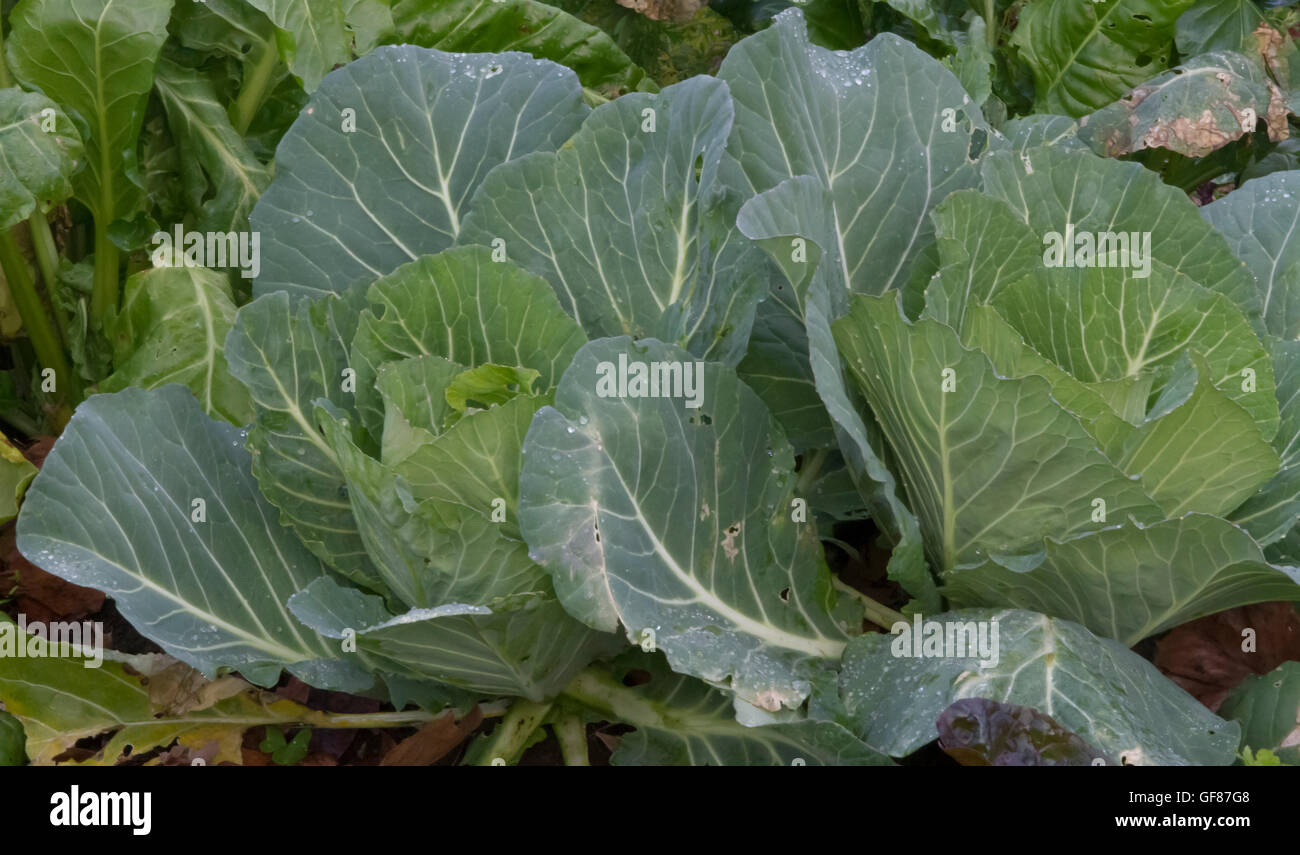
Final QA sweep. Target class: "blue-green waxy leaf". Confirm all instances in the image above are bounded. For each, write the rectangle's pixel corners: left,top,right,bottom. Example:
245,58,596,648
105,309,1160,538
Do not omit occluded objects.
979,146,1263,327
6,0,172,226
290,576,619,701
833,294,1164,575
15,386,340,687
518,336,858,712
350,246,587,442
1218,661,1300,764
1232,339,1300,545
943,516,1300,646
835,609,1240,765
0,88,83,231
1202,171,1300,341
565,652,894,766
251,45,589,299
722,13,990,301
720,9,993,610
461,75,766,365
226,284,384,593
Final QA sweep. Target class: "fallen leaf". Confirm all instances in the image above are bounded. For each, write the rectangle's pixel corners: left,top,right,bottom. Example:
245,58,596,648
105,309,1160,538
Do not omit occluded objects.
1155,602,1300,710
380,707,483,766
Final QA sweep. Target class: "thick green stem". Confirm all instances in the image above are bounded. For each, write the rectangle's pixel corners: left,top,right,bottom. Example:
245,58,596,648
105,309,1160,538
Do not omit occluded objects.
984,0,997,48
830,576,907,629
0,230,77,421
472,698,553,766
552,710,590,767
27,213,69,343
0,16,11,88
561,668,661,726
231,43,279,135
796,447,829,495
90,225,119,326
298,700,508,730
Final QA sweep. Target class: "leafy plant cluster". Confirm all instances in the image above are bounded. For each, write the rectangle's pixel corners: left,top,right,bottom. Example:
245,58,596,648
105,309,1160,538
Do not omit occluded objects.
2,0,1300,765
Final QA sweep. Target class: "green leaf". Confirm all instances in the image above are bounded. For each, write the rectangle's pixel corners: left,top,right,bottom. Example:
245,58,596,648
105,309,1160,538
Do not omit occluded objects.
881,0,971,49
943,515,1300,646
519,336,858,712
550,0,741,85
171,0,278,63
1218,661,1300,765
833,294,1161,575
978,146,1262,326
389,0,656,97
1078,51,1286,158
565,652,894,765
1010,0,1195,116
958,303,1143,445
376,354,463,440
226,285,384,591
260,726,312,764
6,0,172,224
388,394,548,538
350,247,587,441
942,17,995,106
290,576,620,701
991,262,1278,442
444,364,540,416
835,608,1240,764
0,431,37,526
1202,170,1300,340
0,88,83,231
0,709,23,766
720,9,992,608
152,58,273,232
1176,0,1268,55
98,267,253,426
316,403,547,606
922,190,1044,333
250,45,588,299
722,13,989,301
246,0,349,92
460,76,767,365
1232,339,1300,545
343,0,396,53
0,637,343,765
15,386,340,686
1108,352,1278,517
